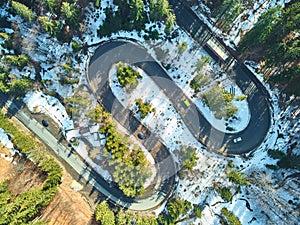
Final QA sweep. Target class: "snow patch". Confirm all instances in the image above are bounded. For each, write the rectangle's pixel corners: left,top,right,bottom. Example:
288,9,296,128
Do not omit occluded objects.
23,91,74,138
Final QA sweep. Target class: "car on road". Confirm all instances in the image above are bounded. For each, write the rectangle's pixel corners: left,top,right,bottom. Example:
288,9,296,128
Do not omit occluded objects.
233,137,242,143
137,132,146,140
42,119,49,127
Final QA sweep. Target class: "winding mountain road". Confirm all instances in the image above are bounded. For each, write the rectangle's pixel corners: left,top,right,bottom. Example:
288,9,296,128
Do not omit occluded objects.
85,32,271,208
87,39,271,155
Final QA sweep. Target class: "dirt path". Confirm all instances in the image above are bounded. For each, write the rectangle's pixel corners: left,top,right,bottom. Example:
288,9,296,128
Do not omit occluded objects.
0,158,12,180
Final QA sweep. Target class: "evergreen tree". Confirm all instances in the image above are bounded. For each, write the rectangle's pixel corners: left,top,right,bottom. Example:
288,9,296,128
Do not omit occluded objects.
129,0,144,22
11,1,35,22
8,78,33,97
43,0,58,13
61,1,80,28
95,201,115,225
39,16,62,37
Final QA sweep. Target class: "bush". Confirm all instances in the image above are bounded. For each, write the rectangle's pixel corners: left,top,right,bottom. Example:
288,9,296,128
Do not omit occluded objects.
196,55,211,71
8,78,33,97
61,1,81,28
95,203,158,225
177,41,187,54
95,201,115,225
5,54,30,68
71,41,82,52
39,16,62,37
217,187,233,202
221,208,242,225
0,32,10,42
194,204,202,218
180,146,198,171
146,29,160,40
135,98,155,119
228,170,249,186
203,85,238,119
62,63,72,74
94,0,100,8
158,198,192,224
59,77,79,85
149,0,175,33
0,111,35,153
43,0,59,13
228,161,235,168
85,106,110,123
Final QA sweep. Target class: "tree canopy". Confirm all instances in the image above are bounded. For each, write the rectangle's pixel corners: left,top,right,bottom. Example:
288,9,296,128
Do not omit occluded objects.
11,1,35,22
0,112,62,224
238,2,300,91
97,107,151,197
95,201,158,225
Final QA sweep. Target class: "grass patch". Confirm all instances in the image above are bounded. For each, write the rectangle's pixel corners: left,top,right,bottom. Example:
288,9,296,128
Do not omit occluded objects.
67,91,92,109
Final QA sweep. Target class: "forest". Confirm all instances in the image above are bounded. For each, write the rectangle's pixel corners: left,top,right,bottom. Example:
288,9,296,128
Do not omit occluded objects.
0,111,62,224
238,1,300,95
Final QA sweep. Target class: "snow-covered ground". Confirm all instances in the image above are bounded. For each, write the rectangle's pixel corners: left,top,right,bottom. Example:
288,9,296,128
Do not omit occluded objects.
23,91,74,136
1,1,299,224
155,29,250,133
0,128,15,163
109,65,202,152
87,25,251,133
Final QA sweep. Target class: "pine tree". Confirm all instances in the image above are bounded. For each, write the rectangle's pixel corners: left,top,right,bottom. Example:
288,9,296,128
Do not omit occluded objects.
39,16,61,37
43,0,58,13
8,78,33,97
95,201,115,225
129,0,144,22
61,1,80,28
11,1,35,22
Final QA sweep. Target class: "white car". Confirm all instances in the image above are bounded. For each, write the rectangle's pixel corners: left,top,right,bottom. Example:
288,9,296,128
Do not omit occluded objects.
233,137,242,143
